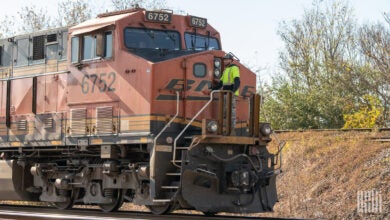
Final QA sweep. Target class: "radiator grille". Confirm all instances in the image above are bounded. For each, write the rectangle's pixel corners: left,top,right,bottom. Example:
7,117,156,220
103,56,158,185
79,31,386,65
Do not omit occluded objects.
32,35,45,60
47,34,57,43
70,108,87,135
96,106,113,134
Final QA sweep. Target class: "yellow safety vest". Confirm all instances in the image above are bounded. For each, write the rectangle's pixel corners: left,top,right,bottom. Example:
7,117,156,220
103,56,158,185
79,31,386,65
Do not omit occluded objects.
220,65,240,96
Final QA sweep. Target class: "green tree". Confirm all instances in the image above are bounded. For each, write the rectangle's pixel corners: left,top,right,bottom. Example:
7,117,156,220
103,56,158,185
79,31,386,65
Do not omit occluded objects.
264,0,356,129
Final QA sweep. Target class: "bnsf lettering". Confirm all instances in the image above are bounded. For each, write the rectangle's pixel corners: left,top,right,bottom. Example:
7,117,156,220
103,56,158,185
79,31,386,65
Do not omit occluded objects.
162,78,254,98
165,79,211,91
81,72,116,94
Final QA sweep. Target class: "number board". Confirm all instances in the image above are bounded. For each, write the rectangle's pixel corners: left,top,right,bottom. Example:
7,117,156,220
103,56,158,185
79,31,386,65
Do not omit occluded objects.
189,16,207,28
145,11,172,23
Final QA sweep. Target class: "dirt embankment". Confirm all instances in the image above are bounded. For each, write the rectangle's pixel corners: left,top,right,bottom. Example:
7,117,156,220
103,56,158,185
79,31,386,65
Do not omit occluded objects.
265,130,389,219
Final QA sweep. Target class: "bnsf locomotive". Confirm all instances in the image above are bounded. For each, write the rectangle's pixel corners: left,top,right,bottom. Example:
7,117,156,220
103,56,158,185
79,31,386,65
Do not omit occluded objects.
0,8,278,214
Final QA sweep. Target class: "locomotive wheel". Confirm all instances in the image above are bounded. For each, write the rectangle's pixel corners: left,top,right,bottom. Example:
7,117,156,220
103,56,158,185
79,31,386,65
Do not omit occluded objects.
99,189,124,212
53,189,78,210
53,199,73,210
147,203,173,215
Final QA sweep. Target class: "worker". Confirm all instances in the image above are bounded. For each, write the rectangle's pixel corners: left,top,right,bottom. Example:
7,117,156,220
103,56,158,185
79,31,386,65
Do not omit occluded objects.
212,53,240,134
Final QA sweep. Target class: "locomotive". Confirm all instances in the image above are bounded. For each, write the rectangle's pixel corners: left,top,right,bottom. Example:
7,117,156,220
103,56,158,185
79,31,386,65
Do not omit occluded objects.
0,8,279,214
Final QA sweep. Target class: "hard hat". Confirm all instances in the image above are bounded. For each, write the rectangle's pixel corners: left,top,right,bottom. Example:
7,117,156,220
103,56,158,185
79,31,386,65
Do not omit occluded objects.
223,53,234,60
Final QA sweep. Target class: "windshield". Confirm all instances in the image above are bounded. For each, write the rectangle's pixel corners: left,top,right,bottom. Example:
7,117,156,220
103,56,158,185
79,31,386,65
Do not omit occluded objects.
124,28,180,50
184,33,220,50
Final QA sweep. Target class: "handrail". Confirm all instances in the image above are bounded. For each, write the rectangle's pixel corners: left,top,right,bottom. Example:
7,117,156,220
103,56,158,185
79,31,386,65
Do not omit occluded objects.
172,90,225,168
153,91,180,145
150,91,179,197
0,70,70,81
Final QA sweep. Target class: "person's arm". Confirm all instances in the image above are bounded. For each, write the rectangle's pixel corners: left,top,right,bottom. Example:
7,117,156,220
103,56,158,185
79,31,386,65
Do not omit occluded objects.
231,65,240,92
232,77,240,92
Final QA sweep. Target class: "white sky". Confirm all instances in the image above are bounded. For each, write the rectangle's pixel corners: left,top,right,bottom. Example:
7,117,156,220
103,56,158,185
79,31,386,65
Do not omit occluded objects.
0,0,389,81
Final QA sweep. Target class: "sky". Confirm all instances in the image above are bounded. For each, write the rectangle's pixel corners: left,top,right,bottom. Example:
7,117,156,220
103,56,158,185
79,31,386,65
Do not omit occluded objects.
0,0,389,81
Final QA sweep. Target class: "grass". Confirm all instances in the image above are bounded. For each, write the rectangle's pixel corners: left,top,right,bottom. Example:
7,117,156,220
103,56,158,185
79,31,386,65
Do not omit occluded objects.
262,130,389,219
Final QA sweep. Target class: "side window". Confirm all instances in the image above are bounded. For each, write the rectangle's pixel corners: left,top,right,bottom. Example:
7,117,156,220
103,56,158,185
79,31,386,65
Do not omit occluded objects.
104,31,113,58
193,63,207,78
46,34,58,60
46,44,58,60
83,35,97,60
71,37,79,63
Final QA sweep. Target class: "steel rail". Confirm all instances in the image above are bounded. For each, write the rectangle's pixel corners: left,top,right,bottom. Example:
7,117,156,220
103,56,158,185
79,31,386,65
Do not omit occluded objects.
0,204,307,220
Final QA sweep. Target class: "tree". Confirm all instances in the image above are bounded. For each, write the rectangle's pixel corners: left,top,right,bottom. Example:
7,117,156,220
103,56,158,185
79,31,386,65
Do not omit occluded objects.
111,0,167,10
17,5,52,33
357,23,390,124
264,0,357,129
57,0,92,27
0,15,17,38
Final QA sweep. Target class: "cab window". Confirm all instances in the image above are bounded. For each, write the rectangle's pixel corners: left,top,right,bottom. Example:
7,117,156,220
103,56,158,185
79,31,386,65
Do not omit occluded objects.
124,28,180,50
71,37,79,63
184,33,220,51
83,35,97,60
104,31,113,58
71,31,113,63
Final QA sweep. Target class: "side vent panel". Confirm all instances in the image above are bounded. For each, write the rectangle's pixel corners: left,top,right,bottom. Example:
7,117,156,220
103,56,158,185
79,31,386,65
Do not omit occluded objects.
17,120,28,131
70,108,87,136
96,106,113,134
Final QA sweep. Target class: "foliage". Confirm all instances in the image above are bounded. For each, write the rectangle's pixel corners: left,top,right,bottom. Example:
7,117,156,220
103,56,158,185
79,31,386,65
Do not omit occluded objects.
0,15,17,38
357,23,390,123
342,95,383,129
263,0,355,129
56,0,92,26
111,0,167,10
17,5,52,33
263,0,389,129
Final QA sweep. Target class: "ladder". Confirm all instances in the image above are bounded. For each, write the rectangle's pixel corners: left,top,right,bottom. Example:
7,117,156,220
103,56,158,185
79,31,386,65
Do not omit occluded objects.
154,90,231,202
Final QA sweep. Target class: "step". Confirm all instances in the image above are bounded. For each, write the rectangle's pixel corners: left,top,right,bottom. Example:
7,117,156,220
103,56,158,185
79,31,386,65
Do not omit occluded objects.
175,147,189,150
171,160,189,163
166,173,181,176
161,186,179,189
153,199,171,203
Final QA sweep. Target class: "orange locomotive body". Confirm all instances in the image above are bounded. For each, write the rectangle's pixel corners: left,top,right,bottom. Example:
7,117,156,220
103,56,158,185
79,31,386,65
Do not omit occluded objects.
0,8,279,214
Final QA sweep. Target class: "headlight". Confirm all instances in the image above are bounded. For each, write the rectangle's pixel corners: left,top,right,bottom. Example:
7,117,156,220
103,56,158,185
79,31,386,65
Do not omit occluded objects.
214,59,221,68
214,68,220,77
260,123,272,136
207,121,218,133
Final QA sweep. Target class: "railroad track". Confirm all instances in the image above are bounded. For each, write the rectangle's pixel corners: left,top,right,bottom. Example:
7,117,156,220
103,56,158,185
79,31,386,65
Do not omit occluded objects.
275,128,390,133
0,205,304,220
274,128,390,142
0,204,306,220
371,137,390,142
